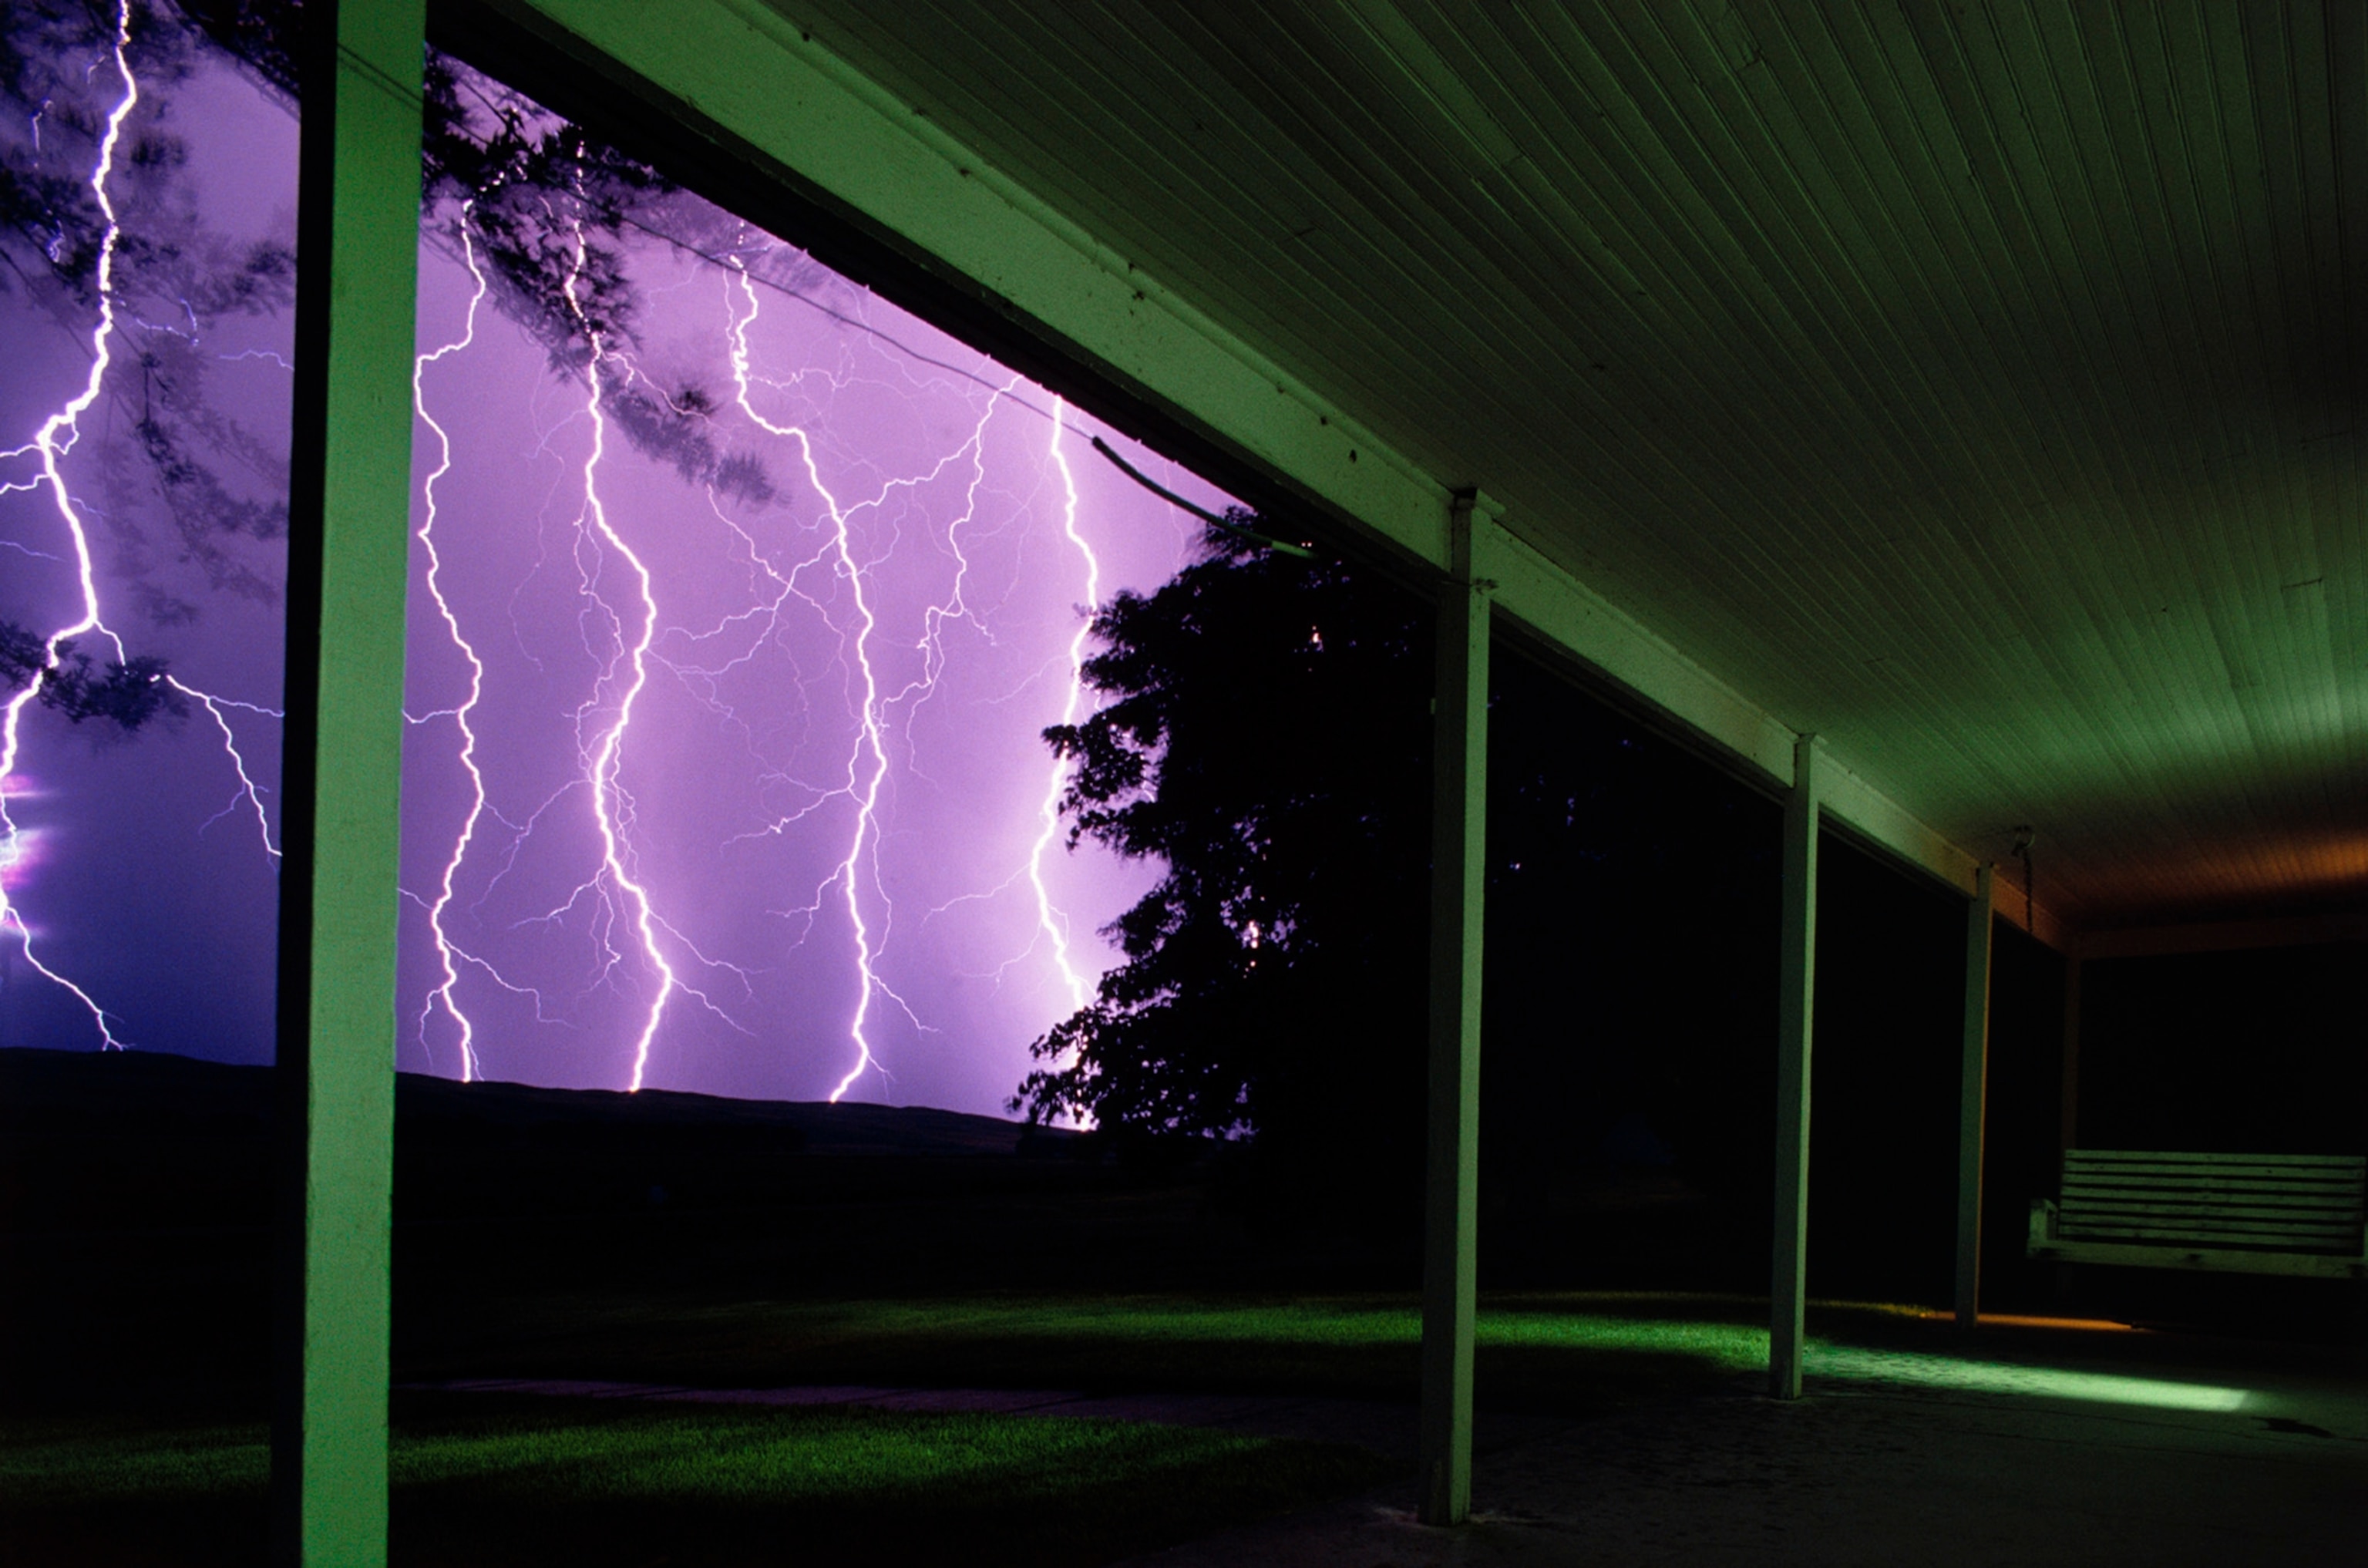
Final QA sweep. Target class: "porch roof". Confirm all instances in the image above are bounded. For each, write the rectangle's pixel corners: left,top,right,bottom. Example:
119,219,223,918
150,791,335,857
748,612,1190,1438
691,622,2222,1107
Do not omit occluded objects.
478,0,2366,939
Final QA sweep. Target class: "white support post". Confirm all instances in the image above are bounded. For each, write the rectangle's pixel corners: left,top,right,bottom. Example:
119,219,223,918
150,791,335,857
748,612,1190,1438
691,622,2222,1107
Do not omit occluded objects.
1418,492,1491,1526
2059,952,2083,1156
271,2,421,1563
1955,864,1996,1329
1769,733,1820,1400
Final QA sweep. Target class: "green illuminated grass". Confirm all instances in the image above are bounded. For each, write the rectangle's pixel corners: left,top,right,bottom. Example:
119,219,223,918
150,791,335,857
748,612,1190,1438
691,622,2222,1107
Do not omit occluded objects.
406,1289,1784,1414
1,1394,1398,1567
7,1293,2272,1563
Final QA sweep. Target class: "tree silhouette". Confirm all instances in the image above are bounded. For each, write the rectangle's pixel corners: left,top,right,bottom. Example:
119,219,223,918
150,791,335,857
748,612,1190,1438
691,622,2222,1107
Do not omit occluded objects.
3,0,299,623
415,50,782,506
3,5,784,647
0,619,183,730
1014,525,1435,1213
1017,516,1788,1242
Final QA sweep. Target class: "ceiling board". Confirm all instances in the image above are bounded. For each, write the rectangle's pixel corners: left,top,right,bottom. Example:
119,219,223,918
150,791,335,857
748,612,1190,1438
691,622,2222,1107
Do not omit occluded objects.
752,0,2363,927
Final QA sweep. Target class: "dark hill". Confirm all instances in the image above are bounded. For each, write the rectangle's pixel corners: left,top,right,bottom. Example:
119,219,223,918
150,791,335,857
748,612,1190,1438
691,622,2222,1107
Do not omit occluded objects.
0,1044,1070,1163
2,1045,1214,1415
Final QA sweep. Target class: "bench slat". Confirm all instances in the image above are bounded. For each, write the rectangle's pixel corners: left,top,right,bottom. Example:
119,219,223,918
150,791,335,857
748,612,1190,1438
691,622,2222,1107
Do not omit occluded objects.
2065,1174,2364,1183
2064,1174,2358,1184
2037,1151,2368,1276
2062,1218,2361,1240
2065,1162,2365,1178
2055,1203,2368,1231
2067,1151,2365,1169
2061,1207,2360,1228
2065,1166,2363,1183
2064,1203,2358,1213
2060,1213,2358,1233
2055,1184,2368,1207
2062,1221,2360,1243
2067,1176,2360,1193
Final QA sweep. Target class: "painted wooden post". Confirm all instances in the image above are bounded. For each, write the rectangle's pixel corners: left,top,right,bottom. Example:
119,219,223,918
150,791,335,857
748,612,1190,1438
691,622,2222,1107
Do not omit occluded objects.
1418,492,1491,1526
271,3,422,1564
1954,864,1995,1329
1768,733,1820,1401
2058,952,2083,1156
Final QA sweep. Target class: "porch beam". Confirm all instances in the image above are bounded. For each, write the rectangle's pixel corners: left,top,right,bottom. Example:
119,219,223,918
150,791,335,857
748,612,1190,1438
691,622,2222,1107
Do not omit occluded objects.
2073,910,2368,960
472,0,2061,945
1418,493,1492,1526
271,2,422,1563
1955,865,1995,1329
1769,733,1821,1400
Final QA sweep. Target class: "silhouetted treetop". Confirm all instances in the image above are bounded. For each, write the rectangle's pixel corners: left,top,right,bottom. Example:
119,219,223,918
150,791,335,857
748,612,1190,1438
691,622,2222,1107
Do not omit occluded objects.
0,620,184,730
1014,524,1434,1176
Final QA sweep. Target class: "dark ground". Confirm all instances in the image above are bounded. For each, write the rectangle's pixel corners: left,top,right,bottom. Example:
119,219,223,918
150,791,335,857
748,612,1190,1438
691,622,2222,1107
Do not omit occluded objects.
5,1038,2365,1566
5,1038,2358,1426
0,1044,1766,1420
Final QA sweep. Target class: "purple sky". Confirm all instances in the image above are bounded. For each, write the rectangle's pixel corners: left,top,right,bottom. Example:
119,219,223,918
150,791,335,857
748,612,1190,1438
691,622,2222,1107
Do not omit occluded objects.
0,29,293,1074
0,19,1229,1117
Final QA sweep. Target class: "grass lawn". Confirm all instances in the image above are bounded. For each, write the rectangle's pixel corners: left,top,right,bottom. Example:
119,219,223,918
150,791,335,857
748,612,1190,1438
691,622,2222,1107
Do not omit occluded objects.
5,1293,1816,1566
1,1391,1399,1566
398,1288,1808,1416
14,1290,2237,1565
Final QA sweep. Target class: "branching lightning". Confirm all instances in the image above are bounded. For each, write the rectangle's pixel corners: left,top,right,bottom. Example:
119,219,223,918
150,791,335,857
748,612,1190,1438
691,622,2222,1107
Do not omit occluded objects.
173,680,282,860
379,80,1213,1106
1027,399,1098,1018
0,5,287,1052
0,26,1211,1106
412,214,492,1080
0,7,139,1049
725,265,918,1103
562,218,679,1092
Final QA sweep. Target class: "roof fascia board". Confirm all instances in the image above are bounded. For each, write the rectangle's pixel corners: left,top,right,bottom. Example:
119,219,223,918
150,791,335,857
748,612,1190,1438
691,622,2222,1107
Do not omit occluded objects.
1475,520,2073,936
2076,912,2368,961
495,0,2058,942
498,0,1447,560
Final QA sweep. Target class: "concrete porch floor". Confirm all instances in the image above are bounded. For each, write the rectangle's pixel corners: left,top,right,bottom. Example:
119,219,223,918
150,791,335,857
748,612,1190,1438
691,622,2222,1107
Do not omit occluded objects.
1124,1321,2368,1568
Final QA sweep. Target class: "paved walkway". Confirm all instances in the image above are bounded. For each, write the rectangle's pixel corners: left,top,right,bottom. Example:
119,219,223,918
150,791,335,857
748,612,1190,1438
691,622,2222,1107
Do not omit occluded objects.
425,1324,2368,1566
1125,1330,2368,1567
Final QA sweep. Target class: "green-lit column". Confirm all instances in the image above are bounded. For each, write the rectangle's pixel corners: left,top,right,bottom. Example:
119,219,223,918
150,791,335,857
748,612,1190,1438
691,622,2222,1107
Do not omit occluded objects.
1953,864,1995,1330
1768,733,1820,1401
2058,953,2083,1156
271,3,421,1565
1418,493,1492,1526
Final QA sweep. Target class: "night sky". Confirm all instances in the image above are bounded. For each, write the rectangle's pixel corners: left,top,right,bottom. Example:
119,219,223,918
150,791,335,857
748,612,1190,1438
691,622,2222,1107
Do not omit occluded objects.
0,11,1226,1116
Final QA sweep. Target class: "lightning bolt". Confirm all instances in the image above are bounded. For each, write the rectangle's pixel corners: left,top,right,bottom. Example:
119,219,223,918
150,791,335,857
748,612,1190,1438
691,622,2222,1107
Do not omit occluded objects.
411,213,492,1081
386,84,1198,1105
561,215,680,1092
727,264,1053,1104
173,681,282,860
0,4,139,1049
1,5,290,1055
1027,400,1098,1018
723,268,894,1103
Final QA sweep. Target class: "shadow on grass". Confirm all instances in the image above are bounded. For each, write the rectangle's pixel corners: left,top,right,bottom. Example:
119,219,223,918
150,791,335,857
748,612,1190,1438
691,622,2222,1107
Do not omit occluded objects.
2,1394,1400,1567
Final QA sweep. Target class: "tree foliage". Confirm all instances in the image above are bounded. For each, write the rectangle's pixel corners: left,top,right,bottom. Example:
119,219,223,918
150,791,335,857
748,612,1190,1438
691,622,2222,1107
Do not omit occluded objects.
0,621,183,729
1014,514,1788,1243
2,1,299,621
1014,525,1435,1198
417,52,784,506
2,7,794,742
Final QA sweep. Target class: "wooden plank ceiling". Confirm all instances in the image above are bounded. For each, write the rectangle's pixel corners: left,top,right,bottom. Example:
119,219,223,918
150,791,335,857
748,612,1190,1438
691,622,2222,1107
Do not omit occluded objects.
765,0,2365,932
